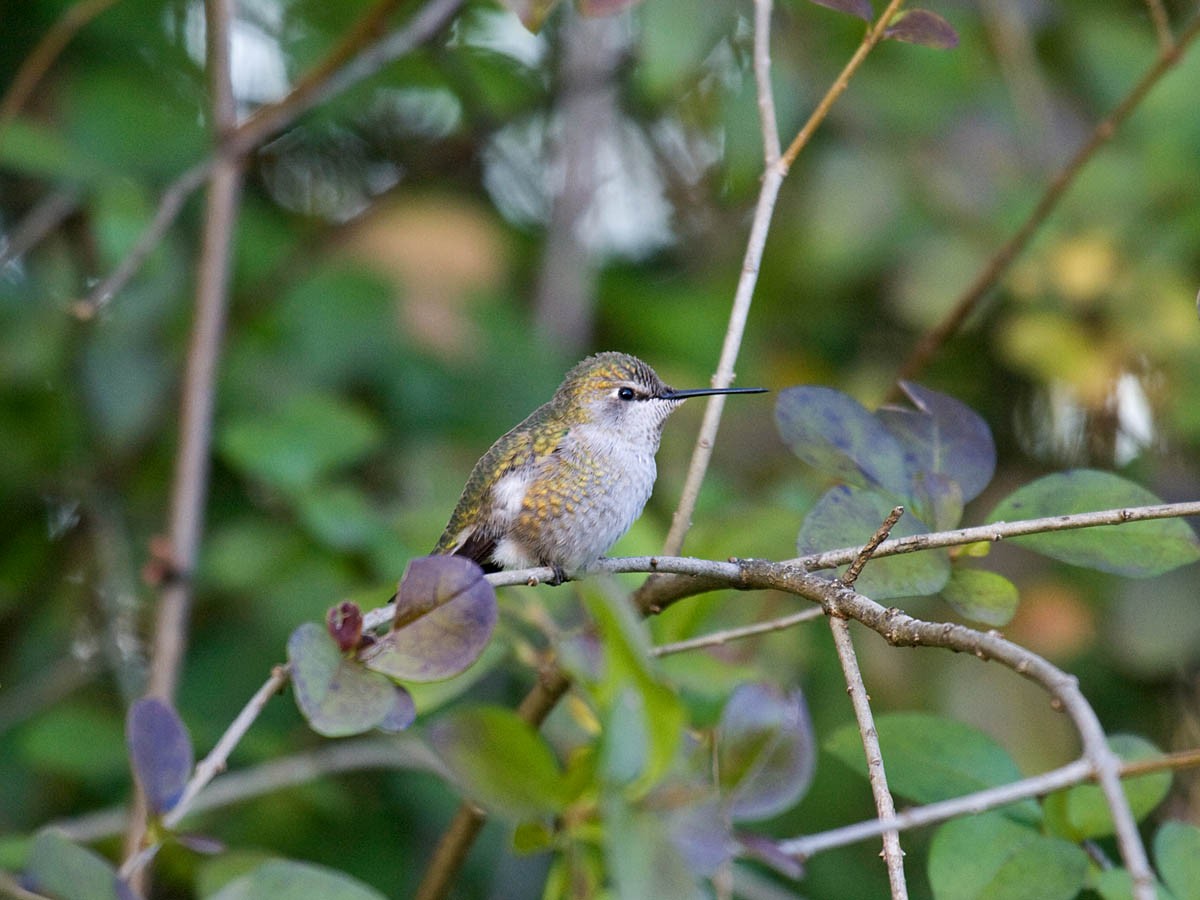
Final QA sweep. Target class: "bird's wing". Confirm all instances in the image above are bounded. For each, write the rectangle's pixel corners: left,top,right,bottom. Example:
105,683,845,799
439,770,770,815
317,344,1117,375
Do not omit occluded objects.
432,417,569,567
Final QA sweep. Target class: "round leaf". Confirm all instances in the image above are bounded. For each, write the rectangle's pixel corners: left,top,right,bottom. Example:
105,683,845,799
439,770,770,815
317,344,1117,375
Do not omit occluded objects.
716,684,815,822
24,830,126,900
287,623,412,737
929,812,1087,900
425,705,569,819
825,713,1039,823
775,386,911,497
1155,821,1200,900
940,568,1020,626
885,9,960,49
361,556,497,683
208,859,387,900
798,486,950,599
987,470,1200,577
126,697,193,816
878,382,997,502
1043,734,1171,840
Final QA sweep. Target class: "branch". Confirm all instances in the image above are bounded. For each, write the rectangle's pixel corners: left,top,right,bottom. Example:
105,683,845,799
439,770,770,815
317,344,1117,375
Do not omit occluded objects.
658,0,782,557
831,507,909,897
72,0,464,317
0,0,120,139
893,11,1200,388
125,0,242,876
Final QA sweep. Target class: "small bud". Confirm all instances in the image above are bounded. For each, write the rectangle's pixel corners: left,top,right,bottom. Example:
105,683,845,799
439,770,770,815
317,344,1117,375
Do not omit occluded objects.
326,601,363,652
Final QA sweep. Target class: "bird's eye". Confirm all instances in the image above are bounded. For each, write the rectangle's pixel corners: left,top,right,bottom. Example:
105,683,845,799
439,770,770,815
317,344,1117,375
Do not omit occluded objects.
617,387,636,401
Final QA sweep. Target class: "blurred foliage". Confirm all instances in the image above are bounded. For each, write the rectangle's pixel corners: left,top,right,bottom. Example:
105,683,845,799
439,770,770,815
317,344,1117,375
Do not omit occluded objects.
3,0,1200,897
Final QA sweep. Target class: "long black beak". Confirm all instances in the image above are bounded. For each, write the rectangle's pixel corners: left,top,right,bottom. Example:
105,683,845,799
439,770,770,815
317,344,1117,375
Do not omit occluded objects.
661,386,768,400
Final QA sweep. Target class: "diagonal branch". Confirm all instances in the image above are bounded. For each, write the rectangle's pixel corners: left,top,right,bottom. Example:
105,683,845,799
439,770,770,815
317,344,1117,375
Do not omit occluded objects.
893,10,1200,388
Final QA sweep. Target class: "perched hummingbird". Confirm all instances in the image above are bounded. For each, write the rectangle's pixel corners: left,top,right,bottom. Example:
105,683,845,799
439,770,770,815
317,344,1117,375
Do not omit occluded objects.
433,352,766,581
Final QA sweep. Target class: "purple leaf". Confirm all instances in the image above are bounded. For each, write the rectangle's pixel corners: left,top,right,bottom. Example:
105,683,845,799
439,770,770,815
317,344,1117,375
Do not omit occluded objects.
288,623,415,737
126,697,193,816
717,684,816,822
884,9,959,49
877,382,996,503
361,556,496,683
807,0,873,21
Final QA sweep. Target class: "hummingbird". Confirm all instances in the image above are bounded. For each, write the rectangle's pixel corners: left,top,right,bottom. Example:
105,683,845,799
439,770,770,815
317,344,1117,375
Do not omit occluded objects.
432,352,767,581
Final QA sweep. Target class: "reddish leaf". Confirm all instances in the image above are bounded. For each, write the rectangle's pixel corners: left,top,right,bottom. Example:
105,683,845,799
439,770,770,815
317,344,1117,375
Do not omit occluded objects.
500,0,563,32
326,600,364,652
807,0,873,22
361,556,497,683
884,9,959,49
577,0,643,16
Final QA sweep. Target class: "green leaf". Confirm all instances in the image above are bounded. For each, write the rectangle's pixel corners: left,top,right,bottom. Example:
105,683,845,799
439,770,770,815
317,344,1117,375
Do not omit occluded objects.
1044,734,1171,840
206,859,387,900
24,830,126,900
716,684,815,822
580,589,685,795
987,470,1200,576
287,623,415,737
928,812,1088,900
219,394,382,493
1092,868,1177,900
0,118,109,184
798,486,951,599
776,386,912,497
940,568,1020,626
425,705,569,819
825,713,1040,823
361,556,497,683
1156,821,1200,900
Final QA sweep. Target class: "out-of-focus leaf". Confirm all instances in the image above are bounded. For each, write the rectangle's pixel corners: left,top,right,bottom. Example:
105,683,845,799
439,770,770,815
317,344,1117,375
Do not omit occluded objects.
127,697,193,816
1093,868,1177,900
776,387,911,497
1156,821,1200,900
911,471,964,532
603,795,705,900
24,830,125,900
425,705,569,818
297,484,384,551
665,796,732,877
207,859,387,900
928,812,1088,900
716,684,815,822
884,9,959,49
219,394,382,493
361,556,497,683
0,119,109,183
806,0,873,21
287,623,413,737
578,0,642,16
877,382,996,502
826,713,1040,823
581,589,685,795
940,568,1020,626
987,470,1200,576
1044,734,1171,840
798,486,950,599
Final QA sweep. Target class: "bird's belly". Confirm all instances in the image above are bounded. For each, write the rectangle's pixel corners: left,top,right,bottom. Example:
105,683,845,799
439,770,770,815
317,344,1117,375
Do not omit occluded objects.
513,450,657,574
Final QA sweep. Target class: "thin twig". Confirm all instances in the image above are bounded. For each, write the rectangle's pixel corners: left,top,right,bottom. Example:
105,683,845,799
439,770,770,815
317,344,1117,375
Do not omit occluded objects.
651,607,824,657
829,617,908,898
1143,0,1174,53
126,0,242,877
72,0,464,317
0,189,80,269
842,506,904,587
833,508,908,897
893,11,1200,388
163,665,291,829
657,0,782,558
779,0,907,172
0,0,121,139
